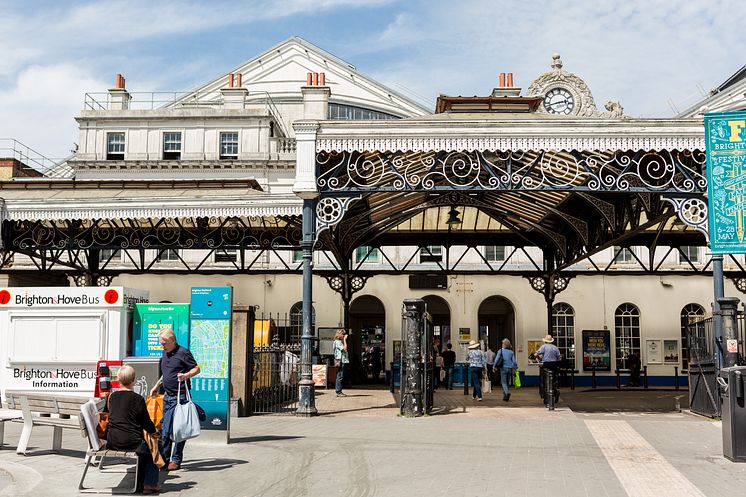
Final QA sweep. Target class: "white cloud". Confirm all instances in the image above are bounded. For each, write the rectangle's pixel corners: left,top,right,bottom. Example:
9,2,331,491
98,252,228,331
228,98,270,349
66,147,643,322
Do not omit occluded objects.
0,64,107,162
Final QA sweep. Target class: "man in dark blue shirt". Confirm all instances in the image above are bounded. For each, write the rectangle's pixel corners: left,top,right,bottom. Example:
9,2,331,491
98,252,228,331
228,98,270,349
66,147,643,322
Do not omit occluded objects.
150,329,200,471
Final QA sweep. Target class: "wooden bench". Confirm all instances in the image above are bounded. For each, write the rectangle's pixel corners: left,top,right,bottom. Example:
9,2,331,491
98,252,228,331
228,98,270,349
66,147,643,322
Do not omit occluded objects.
4,390,100,455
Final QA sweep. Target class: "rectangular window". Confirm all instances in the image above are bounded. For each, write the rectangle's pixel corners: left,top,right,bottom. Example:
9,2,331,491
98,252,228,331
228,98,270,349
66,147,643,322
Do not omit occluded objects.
99,248,121,261
158,249,179,262
679,246,700,264
419,245,443,263
354,246,379,264
613,246,634,263
163,132,182,160
219,132,239,160
215,248,237,263
484,245,505,262
292,250,303,263
106,132,125,160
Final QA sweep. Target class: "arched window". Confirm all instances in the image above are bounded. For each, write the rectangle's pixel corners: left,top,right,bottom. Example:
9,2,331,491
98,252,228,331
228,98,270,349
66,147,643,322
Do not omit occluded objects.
680,303,706,370
552,303,575,364
615,303,641,369
289,302,315,342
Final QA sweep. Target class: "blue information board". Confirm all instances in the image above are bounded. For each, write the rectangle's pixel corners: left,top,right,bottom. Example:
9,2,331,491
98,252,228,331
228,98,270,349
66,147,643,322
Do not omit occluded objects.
189,287,232,432
706,111,746,254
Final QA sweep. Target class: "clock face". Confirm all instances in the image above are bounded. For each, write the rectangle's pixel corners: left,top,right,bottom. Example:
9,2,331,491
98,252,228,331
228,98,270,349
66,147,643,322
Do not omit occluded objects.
543,88,575,115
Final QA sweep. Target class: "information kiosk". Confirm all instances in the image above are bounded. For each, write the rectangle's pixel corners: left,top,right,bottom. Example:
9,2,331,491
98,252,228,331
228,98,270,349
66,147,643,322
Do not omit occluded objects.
0,286,149,401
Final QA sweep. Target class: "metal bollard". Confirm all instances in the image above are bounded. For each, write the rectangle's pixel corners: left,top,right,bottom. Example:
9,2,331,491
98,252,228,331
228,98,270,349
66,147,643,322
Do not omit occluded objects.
616,369,621,389
592,368,597,389
674,366,679,390
643,366,648,389
570,369,576,390
463,364,469,396
390,362,395,393
546,368,556,411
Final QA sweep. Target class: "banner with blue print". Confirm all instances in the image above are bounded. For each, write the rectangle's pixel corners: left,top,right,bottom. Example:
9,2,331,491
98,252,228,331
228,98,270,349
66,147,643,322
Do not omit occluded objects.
706,111,746,254
189,287,232,431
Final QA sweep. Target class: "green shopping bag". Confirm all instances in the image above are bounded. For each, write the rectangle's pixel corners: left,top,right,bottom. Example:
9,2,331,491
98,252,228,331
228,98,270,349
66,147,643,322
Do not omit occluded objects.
514,369,521,388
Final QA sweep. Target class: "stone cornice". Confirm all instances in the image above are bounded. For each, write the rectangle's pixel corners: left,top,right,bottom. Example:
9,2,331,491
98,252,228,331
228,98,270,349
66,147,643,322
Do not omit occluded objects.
315,118,706,152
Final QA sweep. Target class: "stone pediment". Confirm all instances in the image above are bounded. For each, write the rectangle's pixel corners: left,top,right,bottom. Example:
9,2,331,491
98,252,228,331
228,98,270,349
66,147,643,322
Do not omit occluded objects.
176,37,431,119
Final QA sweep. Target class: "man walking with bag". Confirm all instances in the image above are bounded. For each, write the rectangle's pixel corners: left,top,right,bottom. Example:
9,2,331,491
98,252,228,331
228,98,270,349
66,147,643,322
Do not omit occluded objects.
150,329,200,471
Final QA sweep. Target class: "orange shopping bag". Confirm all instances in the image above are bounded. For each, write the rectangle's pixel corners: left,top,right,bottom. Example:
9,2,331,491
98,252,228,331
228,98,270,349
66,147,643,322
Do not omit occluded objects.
146,394,164,430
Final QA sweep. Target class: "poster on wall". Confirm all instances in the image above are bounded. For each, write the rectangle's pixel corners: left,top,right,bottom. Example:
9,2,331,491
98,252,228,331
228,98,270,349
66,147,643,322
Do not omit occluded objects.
582,330,611,371
527,340,543,364
646,339,662,364
663,340,679,364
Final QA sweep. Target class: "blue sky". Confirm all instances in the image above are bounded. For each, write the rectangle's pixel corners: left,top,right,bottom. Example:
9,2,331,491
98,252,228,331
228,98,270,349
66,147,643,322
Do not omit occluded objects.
1,0,744,160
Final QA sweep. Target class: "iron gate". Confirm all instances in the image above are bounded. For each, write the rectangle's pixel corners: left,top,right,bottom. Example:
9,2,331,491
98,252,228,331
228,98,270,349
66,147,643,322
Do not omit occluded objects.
248,313,302,415
686,309,746,418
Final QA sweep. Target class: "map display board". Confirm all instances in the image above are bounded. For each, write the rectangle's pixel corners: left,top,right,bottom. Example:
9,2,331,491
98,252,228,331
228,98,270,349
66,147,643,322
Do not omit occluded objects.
706,111,746,254
189,287,232,432
132,304,190,357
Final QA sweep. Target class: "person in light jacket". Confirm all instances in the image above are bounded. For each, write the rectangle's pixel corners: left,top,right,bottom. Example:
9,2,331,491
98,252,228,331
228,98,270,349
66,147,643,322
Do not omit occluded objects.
493,338,518,402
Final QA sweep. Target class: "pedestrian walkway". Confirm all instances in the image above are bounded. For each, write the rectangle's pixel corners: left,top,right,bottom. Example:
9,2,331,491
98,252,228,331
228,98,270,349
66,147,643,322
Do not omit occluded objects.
0,387,743,497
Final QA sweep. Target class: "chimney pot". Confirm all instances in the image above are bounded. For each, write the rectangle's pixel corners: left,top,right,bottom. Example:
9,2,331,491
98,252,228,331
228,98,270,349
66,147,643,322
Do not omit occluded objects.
320,72,326,86
313,73,319,86
306,72,313,86
236,73,242,87
499,73,505,88
507,73,514,87
229,74,235,88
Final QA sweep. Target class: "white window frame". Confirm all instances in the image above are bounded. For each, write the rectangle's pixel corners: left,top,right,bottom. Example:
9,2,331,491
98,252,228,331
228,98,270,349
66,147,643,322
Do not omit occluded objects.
162,131,182,160
484,245,506,263
613,246,634,264
679,246,701,264
354,246,379,264
215,248,237,263
158,249,180,262
219,132,239,160
419,245,443,263
106,132,125,160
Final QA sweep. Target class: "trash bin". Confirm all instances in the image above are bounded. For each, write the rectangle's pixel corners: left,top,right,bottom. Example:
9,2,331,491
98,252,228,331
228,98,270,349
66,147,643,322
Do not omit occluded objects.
719,366,746,462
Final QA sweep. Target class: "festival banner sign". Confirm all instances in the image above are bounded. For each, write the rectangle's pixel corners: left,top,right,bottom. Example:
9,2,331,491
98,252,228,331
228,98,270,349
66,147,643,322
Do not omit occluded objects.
706,111,746,254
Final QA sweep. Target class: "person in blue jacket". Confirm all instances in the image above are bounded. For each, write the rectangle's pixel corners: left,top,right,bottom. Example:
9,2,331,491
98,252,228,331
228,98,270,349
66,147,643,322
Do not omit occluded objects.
493,338,518,402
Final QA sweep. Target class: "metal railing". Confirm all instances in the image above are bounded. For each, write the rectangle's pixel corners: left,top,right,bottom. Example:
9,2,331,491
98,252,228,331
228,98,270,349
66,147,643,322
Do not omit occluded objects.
0,139,62,175
82,90,290,137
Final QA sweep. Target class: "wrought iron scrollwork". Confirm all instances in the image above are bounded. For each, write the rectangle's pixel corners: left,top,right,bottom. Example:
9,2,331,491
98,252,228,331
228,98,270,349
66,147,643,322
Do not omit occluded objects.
324,273,369,300
317,149,707,193
315,196,361,239
527,273,573,300
661,196,709,242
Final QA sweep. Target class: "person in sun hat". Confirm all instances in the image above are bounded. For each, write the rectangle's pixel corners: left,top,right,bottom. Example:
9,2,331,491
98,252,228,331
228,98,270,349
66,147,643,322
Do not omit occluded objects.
466,340,487,401
535,334,562,404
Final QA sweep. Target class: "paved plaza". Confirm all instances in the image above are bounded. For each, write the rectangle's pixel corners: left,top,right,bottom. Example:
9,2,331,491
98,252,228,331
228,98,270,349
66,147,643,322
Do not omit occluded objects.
1,387,745,496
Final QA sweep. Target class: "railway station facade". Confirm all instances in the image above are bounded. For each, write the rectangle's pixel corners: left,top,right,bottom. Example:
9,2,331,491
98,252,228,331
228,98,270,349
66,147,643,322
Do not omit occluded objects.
1,37,744,393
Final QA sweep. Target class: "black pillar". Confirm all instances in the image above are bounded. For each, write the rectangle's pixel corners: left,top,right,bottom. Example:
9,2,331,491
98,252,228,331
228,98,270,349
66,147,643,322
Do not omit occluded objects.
401,299,425,417
296,198,318,416
713,255,725,368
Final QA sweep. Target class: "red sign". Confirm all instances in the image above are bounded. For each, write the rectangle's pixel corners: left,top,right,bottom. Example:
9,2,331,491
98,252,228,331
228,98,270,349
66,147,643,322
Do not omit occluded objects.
104,289,119,304
727,339,739,353
0,290,10,305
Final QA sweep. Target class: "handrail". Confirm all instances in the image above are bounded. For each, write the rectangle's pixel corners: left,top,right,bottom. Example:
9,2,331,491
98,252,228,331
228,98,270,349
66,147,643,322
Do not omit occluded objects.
0,139,61,174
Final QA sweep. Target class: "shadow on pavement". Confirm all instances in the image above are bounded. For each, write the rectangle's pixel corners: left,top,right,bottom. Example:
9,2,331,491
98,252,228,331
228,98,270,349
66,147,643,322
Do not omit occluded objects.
230,435,303,443
179,458,248,472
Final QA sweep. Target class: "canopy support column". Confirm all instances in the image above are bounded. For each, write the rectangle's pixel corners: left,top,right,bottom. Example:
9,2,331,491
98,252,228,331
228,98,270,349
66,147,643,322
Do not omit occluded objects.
297,197,318,416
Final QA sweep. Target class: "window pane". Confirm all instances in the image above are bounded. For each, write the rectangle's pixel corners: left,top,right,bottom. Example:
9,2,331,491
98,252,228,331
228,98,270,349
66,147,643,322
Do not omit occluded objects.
614,303,640,369
220,132,239,158
163,132,181,151
354,246,379,263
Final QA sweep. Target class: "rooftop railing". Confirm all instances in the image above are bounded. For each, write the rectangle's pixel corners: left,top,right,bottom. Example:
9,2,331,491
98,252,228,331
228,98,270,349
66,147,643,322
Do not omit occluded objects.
0,139,63,175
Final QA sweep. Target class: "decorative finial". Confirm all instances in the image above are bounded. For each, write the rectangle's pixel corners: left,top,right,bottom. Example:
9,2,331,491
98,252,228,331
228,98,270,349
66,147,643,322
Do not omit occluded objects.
551,53,563,70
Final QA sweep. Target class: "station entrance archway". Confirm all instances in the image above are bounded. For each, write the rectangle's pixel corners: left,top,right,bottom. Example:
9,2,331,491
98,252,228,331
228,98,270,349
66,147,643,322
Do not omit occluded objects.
350,295,386,383
422,295,451,350
478,296,516,351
